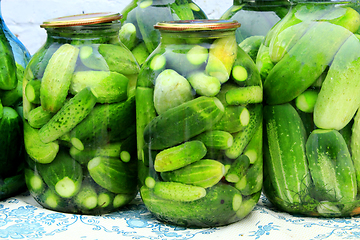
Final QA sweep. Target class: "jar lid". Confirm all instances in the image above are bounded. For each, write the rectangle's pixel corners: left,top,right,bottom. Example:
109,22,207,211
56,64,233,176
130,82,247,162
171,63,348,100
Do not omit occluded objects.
40,12,122,28
154,20,241,31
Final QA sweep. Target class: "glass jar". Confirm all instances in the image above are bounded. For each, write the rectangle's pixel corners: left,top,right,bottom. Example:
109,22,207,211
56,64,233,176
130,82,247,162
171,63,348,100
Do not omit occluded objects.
0,0,31,200
262,0,360,217
23,13,139,214
119,0,207,65
221,0,291,61
137,20,263,227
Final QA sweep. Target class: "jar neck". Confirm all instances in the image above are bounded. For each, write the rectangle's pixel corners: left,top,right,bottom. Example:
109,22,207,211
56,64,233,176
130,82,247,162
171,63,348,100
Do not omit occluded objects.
45,22,121,44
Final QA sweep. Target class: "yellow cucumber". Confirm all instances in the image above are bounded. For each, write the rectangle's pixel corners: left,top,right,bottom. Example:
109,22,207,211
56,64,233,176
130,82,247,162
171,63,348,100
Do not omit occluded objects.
40,44,79,113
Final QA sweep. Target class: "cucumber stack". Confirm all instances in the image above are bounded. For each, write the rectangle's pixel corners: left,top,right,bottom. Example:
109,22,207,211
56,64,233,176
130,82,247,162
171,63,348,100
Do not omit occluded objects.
262,3,360,217
136,20,263,227
23,27,140,214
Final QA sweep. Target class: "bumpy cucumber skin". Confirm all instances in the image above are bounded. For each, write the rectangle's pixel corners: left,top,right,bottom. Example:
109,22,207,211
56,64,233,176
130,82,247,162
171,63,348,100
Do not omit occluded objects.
40,44,79,113
140,183,241,227
263,103,311,205
0,27,17,90
306,129,357,203
144,96,224,150
38,87,97,143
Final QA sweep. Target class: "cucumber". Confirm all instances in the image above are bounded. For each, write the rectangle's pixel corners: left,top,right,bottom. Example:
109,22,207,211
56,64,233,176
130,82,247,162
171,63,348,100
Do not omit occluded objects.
25,79,41,104
263,103,311,204
36,151,83,198
25,168,45,194
144,96,224,150
71,71,129,104
118,23,139,51
140,183,242,227
153,69,193,115
225,104,262,159
98,44,140,75
160,159,225,188
24,121,59,164
87,156,137,194
255,44,274,81
75,183,98,210
153,181,206,202
264,22,353,105
193,130,233,150
70,96,135,144
0,107,23,178
131,42,150,65
0,25,17,90
314,34,360,130
225,86,263,105
171,0,194,20
154,140,207,172
38,87,97,143
27,106,54,129
351,110,360,193
40,44,79,112
306,129,357,202
187,71,221,97
235,191,261,219
239,35,264,62
225,155,250,183
0,173,27,200
0,77,22,107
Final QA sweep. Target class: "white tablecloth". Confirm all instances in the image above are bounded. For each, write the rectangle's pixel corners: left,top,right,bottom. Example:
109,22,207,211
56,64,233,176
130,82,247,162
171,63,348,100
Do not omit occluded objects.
0,192,359,240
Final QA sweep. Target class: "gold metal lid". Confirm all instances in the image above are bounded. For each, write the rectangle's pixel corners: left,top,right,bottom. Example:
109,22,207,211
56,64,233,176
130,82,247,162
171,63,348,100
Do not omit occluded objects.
154,20,241,31
40,12,122,28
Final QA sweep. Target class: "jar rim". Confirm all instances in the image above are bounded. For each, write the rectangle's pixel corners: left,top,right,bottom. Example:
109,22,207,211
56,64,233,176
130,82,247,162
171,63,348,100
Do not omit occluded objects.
40,12,122,28
154,20,241,31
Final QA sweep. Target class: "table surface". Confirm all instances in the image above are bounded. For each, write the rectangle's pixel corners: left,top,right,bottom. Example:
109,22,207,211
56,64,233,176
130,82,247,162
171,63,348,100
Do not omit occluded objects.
0,192,359,240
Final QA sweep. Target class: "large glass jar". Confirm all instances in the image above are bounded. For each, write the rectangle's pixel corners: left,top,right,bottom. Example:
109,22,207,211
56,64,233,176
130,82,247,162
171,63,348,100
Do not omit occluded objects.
119,0,207,65
0,0,31,200
221,0,290,61
261,0,360,217
23,13,139,214
137,20,263,227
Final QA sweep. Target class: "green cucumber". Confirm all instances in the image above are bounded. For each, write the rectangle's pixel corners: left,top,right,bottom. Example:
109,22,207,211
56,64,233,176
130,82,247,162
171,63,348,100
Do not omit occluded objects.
118,22,139,51
239,35,264,62
98,44,140,75
38,87,97,143
225,86,263,105
264,22,353,105
75,184,98,210
0,107,23,178
131,42,150,65
306,129,357,202
225,104,262,159
255,44,274,81
0,76,22,107
153,181,206,202
24,121,59,164
153,69,193,115
88,156,137,194
140,183,241,227
70,96,135,144
25,79,41,104
243,121,262,164
235,191,261,219
225,155,250,183
27,106,54,129
0,26,17,90
263,103,311,204
314,34,360,130
213,105,250,133
295,89,319,113
193,130,233,150
160,159,225,188
36,151,83,198
351,110,360,193
71,71,129,104
40,44,79,112
187,71,221,97
171,0,194,20
144,96,224,150
154,140,206,172
25,168,45,194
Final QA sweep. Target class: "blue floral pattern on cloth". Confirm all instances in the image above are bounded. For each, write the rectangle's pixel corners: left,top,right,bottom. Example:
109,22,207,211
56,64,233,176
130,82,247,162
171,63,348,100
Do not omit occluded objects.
0,192,359,239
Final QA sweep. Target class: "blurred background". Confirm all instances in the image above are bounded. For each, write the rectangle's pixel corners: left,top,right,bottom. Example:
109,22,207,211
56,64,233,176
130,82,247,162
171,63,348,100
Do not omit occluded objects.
1,0,232,55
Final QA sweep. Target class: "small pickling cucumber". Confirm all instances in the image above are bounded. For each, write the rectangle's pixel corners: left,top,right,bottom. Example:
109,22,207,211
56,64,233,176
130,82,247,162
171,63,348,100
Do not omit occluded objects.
153,181,206,202
213,105,250,133
187,71,221,97
144,96,224,150
118,22,140,51
38,87,97,143
255,44,274,81
27,106,54,129
153,69,193,115
98,44,140,75
40,44,79,112
79,45,108,71
192,130,233,150
71,71,129,104
87,156,137,194
131,42,150,65
306,129,357,202
161,159,225,188
154,140,207,172
24,121,59,164
239,35,264,61
25,79,41,104
263,103,311,204
225,155,250,183
140,183,242,227
0,26,17,90
225,85,263,105
36,151,83,198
